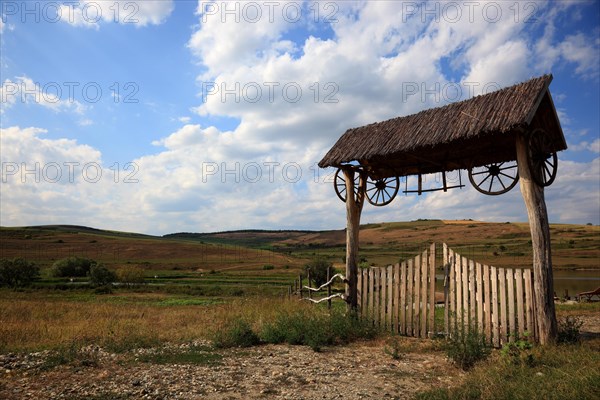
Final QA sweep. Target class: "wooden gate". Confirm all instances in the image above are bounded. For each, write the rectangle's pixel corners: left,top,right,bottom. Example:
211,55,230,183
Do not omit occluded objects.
357,243,535,346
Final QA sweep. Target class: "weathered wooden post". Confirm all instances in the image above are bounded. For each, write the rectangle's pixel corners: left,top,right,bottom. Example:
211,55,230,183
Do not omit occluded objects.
516,133,558,344
343,168,365,311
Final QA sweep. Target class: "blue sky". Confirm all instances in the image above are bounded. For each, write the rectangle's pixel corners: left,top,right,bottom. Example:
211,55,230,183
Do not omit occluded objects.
1,0,599,235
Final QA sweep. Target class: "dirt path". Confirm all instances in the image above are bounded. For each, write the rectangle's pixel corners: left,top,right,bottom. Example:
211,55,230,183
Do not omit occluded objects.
0,339,460,400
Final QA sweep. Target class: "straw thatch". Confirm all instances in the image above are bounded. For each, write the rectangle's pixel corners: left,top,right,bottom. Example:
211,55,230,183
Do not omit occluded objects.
319,75,566,178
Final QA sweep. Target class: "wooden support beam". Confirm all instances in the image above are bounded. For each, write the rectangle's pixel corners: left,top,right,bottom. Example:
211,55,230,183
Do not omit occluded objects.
344,168,365,311
516,133,558,344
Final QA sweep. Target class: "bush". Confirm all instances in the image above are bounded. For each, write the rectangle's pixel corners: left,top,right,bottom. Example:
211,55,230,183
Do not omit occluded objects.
303,257,334,287
557,316,583,344
501,334,535,367
445,324,491,370
117,266,145,285
212,318,260,348
50,257,95,277
0,258,40,288
262,264,275,270
260,309,377,352
88,264,116,287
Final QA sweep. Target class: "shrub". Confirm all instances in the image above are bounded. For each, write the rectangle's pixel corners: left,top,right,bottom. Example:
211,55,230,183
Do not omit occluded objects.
262,264,275,270
557,316,583,344
303,257,334,287
117,266,145,285
50,257,95,277
0,258,40,288
88,264,116,287
212,318,260,348
501,334,535,367
445,324,491,370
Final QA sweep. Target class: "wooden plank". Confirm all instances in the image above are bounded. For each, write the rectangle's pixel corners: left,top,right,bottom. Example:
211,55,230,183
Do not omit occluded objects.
413,254,421,337
386,265,394,332
491,266,499,347
476,262,484,333
368,268,375,325
374,268,380,328
406,259,415,336
462,256,469,327
393,263,400,333
483,264,492,343
362,269,368,320
455,252,463,329
499,267,507,345
469,259,476,328
507,268,515,342
524,269,534,339
449,248,456,332
380,267,387,330
400,261,407,335
429,243,436,337
443,244,450,334
357,268,362,314
515,269,525,338
388,265,394,332
420,249,428,338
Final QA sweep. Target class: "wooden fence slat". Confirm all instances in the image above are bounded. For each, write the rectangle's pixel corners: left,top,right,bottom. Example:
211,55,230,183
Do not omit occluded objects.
524,269,534,338
413,254,421,337
507,268,515,342
469,259,476,327
515,269,525,338
380,267,386,329
357,269,362,314
406,259,415,336
362,269,368,320
400,261,407,335
449,249,456,332
387,265,394,332
443,244,450,334
420,249,428,338
428,243,436,337
476,262,484,332
393,263,400,333
455,252,462,329
483,264,491,343
491,266,499,347
368,268,375,325
374,268,380,328
462,256,469,327
499,267,507,344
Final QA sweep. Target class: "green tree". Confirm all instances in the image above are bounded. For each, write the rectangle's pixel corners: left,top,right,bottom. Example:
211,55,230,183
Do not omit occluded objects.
88,264,116,286
50,257,96,277
304,257,334,287
0,258,40,288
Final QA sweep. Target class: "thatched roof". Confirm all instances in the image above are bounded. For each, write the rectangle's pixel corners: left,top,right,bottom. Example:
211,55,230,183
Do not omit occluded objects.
319,75,567,178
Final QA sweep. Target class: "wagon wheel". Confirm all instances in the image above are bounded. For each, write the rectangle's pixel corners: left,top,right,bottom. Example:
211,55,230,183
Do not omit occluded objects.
365,176,399,206
528,129,558,187
334,168,360,202
468,161,519,195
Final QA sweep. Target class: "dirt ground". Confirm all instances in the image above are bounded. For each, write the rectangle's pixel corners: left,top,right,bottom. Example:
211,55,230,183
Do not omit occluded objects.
1,312,598,400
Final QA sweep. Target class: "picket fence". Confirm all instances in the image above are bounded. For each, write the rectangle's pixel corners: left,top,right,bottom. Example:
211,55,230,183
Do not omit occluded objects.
357,243,536,346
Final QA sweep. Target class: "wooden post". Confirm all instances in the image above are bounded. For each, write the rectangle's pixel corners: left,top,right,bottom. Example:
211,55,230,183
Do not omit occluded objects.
344,168,365,311
516,133,558,344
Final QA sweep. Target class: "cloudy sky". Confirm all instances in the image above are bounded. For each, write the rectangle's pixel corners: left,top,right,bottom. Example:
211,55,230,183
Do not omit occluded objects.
1,0,599,235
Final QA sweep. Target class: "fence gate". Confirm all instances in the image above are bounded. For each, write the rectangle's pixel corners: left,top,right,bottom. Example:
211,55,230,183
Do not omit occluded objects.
357,243,536,346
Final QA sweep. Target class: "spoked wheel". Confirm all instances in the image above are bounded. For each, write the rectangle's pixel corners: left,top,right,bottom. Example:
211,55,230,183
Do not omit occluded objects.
334,168,360,202
365,176,399,206
528,129,558,187
468,161,519,195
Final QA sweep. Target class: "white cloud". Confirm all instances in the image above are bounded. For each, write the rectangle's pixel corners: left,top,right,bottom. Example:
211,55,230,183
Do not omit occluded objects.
570,138,600,153
60,0,174,28
1,76,87,115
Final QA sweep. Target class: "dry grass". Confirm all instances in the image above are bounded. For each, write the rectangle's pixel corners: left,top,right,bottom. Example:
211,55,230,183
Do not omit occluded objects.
0,291,314,353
